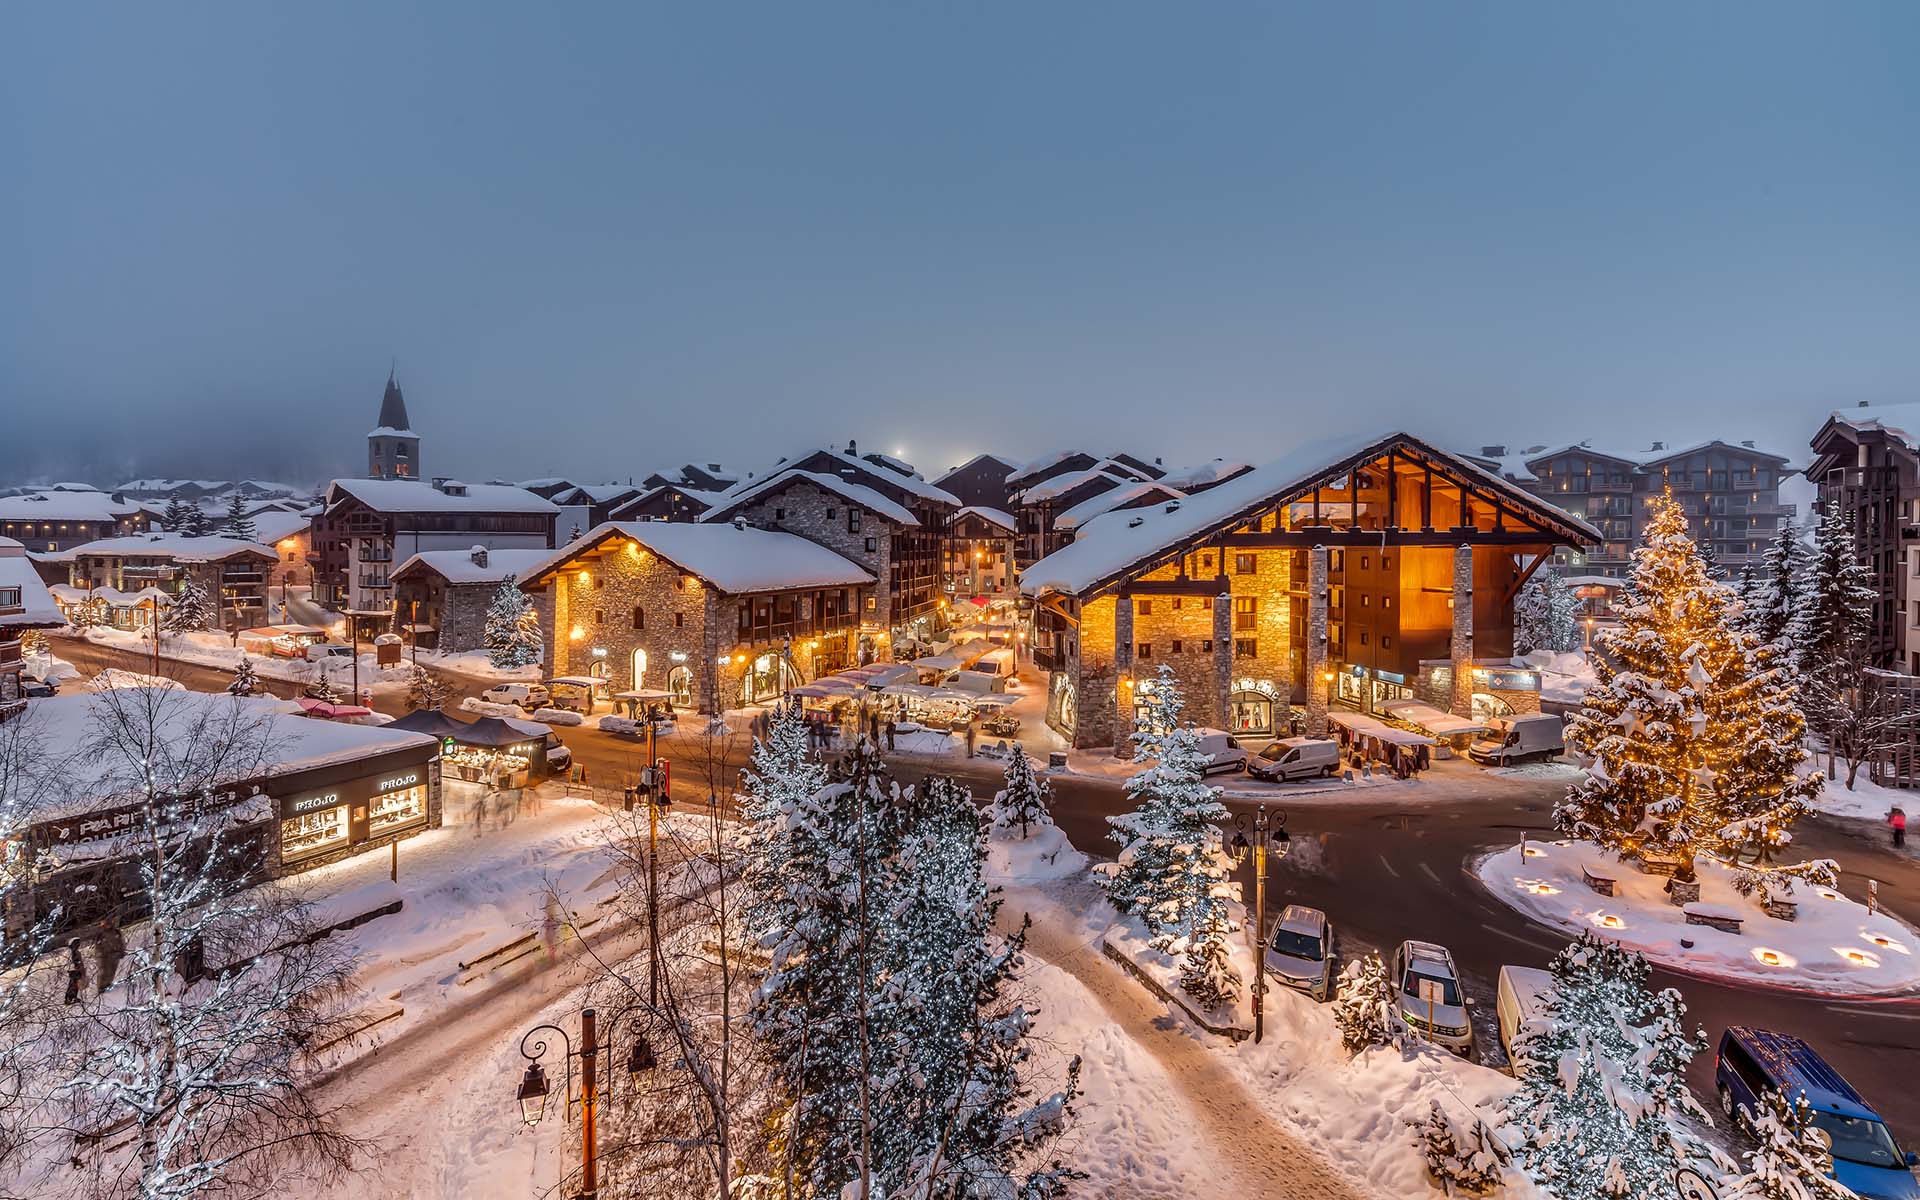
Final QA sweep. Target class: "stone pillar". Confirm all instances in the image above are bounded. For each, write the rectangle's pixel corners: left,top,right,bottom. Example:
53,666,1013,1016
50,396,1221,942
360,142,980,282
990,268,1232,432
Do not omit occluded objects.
699,592,722,715
1450,544,1474,717
1112,595,1134,757
1212,589,1233,730
1305,545,1329,737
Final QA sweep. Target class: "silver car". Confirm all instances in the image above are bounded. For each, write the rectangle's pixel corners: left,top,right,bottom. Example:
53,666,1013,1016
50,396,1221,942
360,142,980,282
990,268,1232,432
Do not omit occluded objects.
1262,905,1335,1001
1392,939,1474,1056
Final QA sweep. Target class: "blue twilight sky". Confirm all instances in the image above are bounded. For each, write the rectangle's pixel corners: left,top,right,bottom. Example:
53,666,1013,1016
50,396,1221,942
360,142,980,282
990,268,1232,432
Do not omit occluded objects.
4,2,1918,486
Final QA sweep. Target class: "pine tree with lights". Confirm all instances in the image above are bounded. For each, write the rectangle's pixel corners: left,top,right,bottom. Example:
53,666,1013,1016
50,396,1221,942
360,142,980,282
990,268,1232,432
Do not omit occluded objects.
1102,665,1234,944
1176,903,1240,1009
405,664,450,711
738,705,828,954
992,743,1054,838
226,654,262,696
1331,951,1402,1056
483,575,541,669
1557,492,1824,884
1507,932,1709,1200
221,494,257,542
164,578,216,634
1721,1090,1857,1200
1515,569,1580,655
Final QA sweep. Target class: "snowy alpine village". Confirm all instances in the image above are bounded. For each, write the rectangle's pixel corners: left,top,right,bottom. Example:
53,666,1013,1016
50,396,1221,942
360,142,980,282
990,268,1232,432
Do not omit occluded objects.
8,8,1920,1200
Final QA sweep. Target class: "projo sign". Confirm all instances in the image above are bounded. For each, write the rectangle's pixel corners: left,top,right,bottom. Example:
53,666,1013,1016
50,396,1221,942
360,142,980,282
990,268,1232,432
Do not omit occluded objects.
290,792,342,814
377,773,420,793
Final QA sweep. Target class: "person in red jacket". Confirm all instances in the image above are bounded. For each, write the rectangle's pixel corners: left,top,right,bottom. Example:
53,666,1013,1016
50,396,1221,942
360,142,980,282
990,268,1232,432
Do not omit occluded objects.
1890,805,1906,849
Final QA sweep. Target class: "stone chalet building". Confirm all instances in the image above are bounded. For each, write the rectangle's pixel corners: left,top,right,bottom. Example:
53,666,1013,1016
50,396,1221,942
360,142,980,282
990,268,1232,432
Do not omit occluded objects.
66,534,278,632
1009,452,1253,568
1463,439,1795,579
389,546,555,653
519,522,875,713
1,537,64,720
1020,432,1600,751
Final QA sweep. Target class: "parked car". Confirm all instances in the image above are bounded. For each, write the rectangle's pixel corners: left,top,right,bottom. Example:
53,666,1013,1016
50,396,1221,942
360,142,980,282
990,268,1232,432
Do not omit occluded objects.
1246,737,1340,782
1466,713,1565,766
1494,964,1553,1069
303,642,355,663
1192,728,1249,775
1391,940,1474,1056
543,732,572,773
1262,905,1335,1001
21,677,58,698
1716,1027,1919,1200
482,683,550,710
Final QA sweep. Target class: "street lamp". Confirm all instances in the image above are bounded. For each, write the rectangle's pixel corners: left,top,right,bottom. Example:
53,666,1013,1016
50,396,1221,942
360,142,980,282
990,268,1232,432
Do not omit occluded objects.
1225,805,1292,1044
1583,616,1595,655
514,1005,659,1198
517,1062,550,1126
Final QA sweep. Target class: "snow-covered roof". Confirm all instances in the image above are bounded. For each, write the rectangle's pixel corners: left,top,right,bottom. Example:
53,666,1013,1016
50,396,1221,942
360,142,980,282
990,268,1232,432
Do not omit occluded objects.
561,482,637,504
0,490,141,523
1016,465,1135,504
0,538,64,629
933,454,1020,486
50,582,174,607
9,691,436,822
1158,459,1252,490
367,425,418,438
1825,401,1920,453
66,534,276,562
954,505,1017,533
1498,439,1797,472
865,452,918,477
324,479,559,515
754,448,961,507
522,522,873,595
1054,482,1185,532
1020,431,1605,599
247,511,311,544
391,547,554,586
1006,449,1091,486
701,469,920,528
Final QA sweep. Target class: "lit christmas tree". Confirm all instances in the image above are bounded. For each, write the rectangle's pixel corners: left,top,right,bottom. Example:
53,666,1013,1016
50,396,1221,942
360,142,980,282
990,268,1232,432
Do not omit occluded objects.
482,575,541,669
991,742,1054,838
1557,492,1825,886
1507,932,1708,1200
1102,665,1235,946
1720,1090,1856,1200
1176,904,1240,1008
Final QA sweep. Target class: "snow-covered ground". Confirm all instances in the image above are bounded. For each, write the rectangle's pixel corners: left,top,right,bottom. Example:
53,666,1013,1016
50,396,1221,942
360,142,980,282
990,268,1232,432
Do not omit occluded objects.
1810,770,1911,827
1476,840,1920,995
75,626,418,693
1519,648,1595,705
409,646,542,683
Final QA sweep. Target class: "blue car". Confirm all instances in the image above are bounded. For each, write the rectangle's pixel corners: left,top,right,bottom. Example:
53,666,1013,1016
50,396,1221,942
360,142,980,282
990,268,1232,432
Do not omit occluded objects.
1715,1027,1920,1200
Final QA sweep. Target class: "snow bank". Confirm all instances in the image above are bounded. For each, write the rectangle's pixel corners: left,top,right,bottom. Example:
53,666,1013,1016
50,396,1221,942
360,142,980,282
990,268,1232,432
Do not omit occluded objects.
460,696,523,719
1809,772,1911,825
1519,649,1595,704
85,668,183,691
985,823,1088,884
528,707,582,726
1475,840,1920,995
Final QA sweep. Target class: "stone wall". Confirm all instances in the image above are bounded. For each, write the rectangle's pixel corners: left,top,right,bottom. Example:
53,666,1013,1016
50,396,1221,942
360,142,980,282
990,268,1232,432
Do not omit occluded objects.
437,581,496,652
546,541,725,709
722,478,894,635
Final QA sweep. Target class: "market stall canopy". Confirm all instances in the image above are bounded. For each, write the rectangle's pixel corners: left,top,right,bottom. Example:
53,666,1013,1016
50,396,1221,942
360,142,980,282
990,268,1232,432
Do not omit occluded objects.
914,653,966,672
1378,699,1486,737
861,663,919,687
808,676,860,691
967,693,1020,708
1327,710,1436,746
880,683,937,698
464,716,549,748
789,684,852,699
546,676,611,689
384,709,477,740
613,688,674,701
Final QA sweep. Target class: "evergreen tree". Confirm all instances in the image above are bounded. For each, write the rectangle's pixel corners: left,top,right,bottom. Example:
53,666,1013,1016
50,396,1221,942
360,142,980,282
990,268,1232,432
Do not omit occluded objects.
482,575,541,669
405,664,450,711
1101,665,1234,946
1508,933,1708,1200
1558,493,1824,883
1747,522,1808,649
739,706,829,955
1332,952,1402,1055
991,743,1054,838
1176,904,1240,1008
1797,503,1878,748
164,579,216,634
222,494,257,542
179,504,212,538
1413,1100,1510,1194
226,654,261,696
160,497,196,533
1721,1090,1855,1200
1515,570,1581,655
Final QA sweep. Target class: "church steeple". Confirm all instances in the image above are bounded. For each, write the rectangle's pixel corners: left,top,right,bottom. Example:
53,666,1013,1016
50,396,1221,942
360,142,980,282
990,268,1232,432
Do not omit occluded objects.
368,367,422,480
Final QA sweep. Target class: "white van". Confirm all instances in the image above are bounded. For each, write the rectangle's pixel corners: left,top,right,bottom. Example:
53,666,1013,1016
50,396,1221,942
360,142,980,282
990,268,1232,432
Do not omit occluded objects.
1467,713,1565,766
303,642,355,663
1495,964,1554,1068
1192,728,1249,775
482,682,551,710
1246,737,1340,782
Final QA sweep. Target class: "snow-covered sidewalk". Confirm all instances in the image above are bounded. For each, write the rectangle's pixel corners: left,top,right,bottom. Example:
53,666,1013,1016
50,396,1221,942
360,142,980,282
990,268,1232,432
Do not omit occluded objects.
1475,839,1920,995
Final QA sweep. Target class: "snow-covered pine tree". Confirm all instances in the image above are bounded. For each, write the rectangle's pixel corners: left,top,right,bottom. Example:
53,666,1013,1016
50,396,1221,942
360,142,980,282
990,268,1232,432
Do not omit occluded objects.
1507,932,1708,1200
1720,1090,1856,1200
483,575,540,669
405,664,450,711
221,493,257,542
1797,502,1879,768
1331,951,1402,1056
1102,665,1235,946
1748,522,1808,649
179,504,212,538
1514,569,1580,655
1412,1100,1510,1194
160,497,196,533
991,742,1053,837
1177,903,1240,1008
227,654,262,696
738,705,828,954
1557,492,1825,884
164,578,216,634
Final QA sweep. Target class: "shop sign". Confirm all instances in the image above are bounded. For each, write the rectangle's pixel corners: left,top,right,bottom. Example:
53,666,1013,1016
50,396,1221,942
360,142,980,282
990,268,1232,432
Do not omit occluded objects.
291,792,343,814
1233,678,1279,698
1375,669,1406,685
377,772,420,793
1479,669,1538,691
35,784,259,847
590,646,608,658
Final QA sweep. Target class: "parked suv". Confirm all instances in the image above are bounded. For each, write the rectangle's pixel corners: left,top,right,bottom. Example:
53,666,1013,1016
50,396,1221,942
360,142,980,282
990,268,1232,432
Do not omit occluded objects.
1246,737,1340,783
1261,905,1335,1001
1391,940,1474,1056
482,683,550,710
1716,1027,1919,1200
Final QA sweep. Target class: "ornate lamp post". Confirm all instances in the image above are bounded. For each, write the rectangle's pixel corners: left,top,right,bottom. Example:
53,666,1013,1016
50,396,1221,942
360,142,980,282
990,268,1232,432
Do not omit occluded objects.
1225,805,1291,1044
514,1005,658,1198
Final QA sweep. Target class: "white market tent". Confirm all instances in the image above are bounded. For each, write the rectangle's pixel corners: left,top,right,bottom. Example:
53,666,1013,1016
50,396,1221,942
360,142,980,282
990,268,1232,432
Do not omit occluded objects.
860,663,919,688
1327,710,1436,747
880,682,938,699
967,693,1020,709
1378,699,1486,737
614,688,674,702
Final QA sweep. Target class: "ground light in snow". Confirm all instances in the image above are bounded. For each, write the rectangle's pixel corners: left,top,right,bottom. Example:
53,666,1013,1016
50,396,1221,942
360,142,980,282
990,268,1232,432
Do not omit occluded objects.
1475,840,1920,996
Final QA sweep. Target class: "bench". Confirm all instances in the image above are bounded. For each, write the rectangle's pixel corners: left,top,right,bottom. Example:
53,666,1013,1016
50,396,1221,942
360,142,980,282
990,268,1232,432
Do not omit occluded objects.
1683,903,1744,934
1581,865,1618,897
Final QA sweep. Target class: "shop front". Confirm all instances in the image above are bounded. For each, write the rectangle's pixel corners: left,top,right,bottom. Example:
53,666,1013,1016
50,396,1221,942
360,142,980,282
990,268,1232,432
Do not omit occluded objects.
1333,664,1414,715
1226,678,1285,738
272,744,440,872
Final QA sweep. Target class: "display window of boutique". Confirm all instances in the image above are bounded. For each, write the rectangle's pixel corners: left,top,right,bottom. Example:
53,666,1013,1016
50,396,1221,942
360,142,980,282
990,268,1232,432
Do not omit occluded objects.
369,781,427,836
281,797,349,862
1227,690,1274,736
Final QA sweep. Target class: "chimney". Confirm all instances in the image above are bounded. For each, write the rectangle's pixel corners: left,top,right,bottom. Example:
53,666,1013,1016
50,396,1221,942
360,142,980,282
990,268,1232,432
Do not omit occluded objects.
1480,445,1507,457
1860,400,1870,408
1648,441,1665,452
1740,440,1755,449
1164,500,1181,513
733,517,747,531
845,439,858,457
470,545,488,568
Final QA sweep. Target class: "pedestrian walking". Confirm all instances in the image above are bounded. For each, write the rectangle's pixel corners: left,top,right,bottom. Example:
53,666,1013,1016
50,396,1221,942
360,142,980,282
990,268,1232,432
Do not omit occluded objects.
63,938,86,1005
885,717,897,752
95,922,125,996
1892,805,1907,849
966,720,977,759
541,894,562,963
